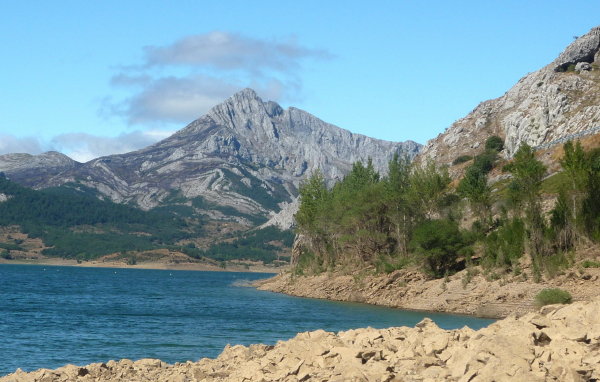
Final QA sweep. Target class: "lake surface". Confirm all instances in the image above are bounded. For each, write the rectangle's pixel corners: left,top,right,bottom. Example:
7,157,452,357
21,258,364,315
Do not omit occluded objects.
0,264,494,376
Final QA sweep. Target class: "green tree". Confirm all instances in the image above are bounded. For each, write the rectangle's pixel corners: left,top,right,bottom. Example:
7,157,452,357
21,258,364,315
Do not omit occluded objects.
507,143,547,274
485,135,504,152
458,166,492,225
582,148,600,239
407,161,452,220
560,141,588,227
410,219,466,278
384,154,413,255
295,170,328,233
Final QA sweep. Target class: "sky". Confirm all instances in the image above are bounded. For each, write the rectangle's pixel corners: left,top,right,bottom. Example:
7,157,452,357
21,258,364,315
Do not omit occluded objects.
0,1,598,162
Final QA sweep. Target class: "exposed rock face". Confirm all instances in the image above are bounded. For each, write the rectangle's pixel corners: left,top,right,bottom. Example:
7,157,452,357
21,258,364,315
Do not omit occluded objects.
554,27,600,72
0,152,80,188
3,298,600,381
2,89,420,227
420,26,600,166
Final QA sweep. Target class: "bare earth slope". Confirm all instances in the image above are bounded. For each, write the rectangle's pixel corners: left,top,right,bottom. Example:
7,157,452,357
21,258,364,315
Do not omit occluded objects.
3,298,600,381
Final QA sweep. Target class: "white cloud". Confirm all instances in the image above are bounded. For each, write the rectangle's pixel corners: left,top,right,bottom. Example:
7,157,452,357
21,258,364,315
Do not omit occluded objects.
104,31,330,125
51,130,174,162
105,75,240,125
0,134,45,155
104,75,292,125
143,31,331,73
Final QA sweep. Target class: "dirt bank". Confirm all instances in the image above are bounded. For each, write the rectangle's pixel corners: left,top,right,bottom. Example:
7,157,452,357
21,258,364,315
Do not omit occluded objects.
256,266,600,318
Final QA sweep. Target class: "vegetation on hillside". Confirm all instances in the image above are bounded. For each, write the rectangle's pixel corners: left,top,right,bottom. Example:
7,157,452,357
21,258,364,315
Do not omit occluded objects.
0,175,291,263
179,226,294,264
293,137,600,280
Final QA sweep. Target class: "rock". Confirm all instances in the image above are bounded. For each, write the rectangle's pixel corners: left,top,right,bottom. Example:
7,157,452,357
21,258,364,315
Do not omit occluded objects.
418,25,600,170
554,27,600,71
575,62,592,71
5,292,600,381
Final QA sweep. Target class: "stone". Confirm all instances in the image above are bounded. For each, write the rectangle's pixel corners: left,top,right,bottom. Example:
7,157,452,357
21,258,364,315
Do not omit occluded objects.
418,25,600,170
575,62,592,71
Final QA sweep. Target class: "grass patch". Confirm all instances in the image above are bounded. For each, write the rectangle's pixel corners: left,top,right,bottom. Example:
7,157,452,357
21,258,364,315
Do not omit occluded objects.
535,288,572,307
452,155,473,166
582,260,600,268
540,171,570,194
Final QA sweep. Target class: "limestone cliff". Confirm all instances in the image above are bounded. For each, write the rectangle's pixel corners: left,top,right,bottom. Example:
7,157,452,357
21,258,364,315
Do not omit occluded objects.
420,26,600,166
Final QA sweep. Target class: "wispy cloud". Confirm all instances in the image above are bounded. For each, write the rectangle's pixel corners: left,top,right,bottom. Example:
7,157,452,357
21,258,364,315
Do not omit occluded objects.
143,31,331,73
0,134,45,156
51,130,174,162
103,31,331,125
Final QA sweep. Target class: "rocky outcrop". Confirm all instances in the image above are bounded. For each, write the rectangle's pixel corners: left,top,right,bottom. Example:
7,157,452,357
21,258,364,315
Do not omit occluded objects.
4,298,600,381
553,27,600,72
0,152,81,188
420,26,600,167
2,89,420,228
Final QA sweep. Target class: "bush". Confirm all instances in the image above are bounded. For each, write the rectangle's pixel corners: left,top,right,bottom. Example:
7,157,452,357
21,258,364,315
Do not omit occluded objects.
410,219,467,278
452,155,473,165
483,218,525,269
485,136,504,152
472,150,498,174
535,288,572,307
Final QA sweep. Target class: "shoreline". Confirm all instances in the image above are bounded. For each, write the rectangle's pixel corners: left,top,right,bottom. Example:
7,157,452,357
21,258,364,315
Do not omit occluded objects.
256,266,600,319
0,258,284,274
3,298,599,381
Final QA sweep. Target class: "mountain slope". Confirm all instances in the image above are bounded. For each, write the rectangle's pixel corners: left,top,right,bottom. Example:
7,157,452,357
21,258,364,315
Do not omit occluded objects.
420,26,600,167
1,89,420,227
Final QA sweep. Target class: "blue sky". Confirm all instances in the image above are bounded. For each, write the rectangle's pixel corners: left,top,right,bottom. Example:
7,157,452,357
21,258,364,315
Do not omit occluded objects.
1,1,598,162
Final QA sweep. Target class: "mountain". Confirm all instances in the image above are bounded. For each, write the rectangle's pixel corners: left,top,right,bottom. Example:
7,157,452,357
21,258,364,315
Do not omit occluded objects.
0,151,81,186
419,26,600,167
0,89,420,227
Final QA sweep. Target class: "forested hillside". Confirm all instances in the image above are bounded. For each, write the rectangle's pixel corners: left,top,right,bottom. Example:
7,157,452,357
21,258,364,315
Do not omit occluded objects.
294,137,600,281
0,175,291,263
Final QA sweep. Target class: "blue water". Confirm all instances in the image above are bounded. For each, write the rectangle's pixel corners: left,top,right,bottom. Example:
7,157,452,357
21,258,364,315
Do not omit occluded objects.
0,264,494,376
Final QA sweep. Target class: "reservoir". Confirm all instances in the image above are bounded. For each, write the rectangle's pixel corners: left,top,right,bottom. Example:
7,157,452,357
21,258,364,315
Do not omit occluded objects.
0,264,494,375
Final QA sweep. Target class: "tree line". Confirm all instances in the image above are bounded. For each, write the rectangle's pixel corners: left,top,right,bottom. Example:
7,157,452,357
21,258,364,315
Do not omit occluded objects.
294,137,600,280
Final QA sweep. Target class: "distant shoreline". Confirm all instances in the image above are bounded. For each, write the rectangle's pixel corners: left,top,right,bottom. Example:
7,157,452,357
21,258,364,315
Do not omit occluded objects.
0,258,283,274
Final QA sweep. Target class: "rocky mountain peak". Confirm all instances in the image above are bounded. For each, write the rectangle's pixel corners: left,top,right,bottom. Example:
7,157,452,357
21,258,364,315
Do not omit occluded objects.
1,89,420,229
206,88,281,141
0,151,79,173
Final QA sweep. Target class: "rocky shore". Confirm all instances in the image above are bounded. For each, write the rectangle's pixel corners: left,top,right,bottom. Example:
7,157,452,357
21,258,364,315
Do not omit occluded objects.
3,298,600,381
256,266,600,318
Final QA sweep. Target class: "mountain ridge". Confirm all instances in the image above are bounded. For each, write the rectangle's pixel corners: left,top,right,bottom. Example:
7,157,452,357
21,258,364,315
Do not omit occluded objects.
419,26,600,168
0,89,420,228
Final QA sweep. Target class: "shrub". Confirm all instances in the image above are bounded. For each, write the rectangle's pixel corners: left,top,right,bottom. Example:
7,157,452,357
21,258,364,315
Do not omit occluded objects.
535,288,572,307
485,136,504,152
410,219,467,278
483,218,526,269
472,150,498,174
452,155,473,165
